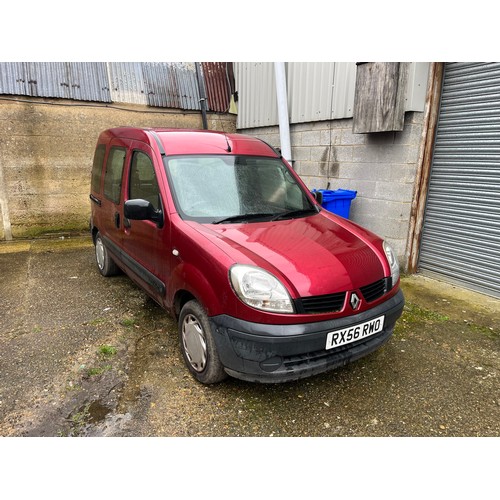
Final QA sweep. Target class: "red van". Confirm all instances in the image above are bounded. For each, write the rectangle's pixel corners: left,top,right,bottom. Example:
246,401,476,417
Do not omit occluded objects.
90,127,404,384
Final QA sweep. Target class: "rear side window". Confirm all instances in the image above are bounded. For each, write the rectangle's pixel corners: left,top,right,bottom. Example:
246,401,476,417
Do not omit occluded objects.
91,144,106,193
129,151,160,210
104,147,127,203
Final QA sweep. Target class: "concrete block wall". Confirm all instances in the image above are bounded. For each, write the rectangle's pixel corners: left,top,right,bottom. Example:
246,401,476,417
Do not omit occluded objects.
0,98,236,239
240,112,425,266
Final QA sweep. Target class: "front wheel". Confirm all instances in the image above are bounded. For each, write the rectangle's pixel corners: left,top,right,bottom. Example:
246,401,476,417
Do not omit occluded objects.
179,300,227,384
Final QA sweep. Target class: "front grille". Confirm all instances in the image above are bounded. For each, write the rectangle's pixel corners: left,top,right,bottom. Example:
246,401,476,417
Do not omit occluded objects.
295,292,346,314
294,278,390,314
360,278,390,302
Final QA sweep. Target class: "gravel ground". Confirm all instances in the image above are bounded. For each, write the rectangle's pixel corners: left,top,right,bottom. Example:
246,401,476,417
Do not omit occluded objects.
0,235,498,495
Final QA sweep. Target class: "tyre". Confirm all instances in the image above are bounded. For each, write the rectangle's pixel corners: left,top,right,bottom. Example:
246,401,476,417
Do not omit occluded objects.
94,231,119,277
179,300,227,384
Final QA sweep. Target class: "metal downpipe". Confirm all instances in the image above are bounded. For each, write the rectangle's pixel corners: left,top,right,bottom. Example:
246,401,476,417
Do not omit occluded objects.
195,62,208,130
274,62,292,166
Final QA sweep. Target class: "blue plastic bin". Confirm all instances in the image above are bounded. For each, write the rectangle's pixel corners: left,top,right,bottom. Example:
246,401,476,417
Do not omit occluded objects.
313,189,357,218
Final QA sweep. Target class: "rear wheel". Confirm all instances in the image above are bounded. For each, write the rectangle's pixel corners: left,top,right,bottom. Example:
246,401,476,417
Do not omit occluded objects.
179,300,227,384
94,232,119,277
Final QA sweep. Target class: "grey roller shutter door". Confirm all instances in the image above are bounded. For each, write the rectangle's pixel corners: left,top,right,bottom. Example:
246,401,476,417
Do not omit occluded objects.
419,62,500,298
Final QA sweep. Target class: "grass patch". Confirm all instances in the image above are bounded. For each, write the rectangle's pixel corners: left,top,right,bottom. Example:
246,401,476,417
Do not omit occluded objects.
402,301,450,323
467,323,499,339
79,345,117,379
71,405,90,426
88,317,107,326
86,365,112,377
68,404,91,436
98,344,117,358
396,301,450,336
120,318,136,328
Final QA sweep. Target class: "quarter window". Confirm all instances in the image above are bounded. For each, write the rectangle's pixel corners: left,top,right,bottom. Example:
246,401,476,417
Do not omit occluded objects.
104,147,126,203
91,144,106,193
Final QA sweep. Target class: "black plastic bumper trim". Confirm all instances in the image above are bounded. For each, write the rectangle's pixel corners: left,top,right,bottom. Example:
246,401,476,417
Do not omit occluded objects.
102,235,166,295
209,289,405,383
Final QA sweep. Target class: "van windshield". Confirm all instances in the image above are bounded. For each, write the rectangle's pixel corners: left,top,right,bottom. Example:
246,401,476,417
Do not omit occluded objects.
165,155,317,223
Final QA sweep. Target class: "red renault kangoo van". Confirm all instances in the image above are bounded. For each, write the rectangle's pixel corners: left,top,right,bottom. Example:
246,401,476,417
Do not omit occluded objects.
89,127,404,384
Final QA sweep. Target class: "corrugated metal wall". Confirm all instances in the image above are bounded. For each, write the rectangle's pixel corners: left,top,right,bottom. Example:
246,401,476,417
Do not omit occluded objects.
234,62,357,129
0,62,233,112
0,62,111,102
142,62,201,109
287,62,336,122
202,62,232,113
234,62,279,128
107,62,148,105
234,62,430,129
288,62,357,122
419,62,500,298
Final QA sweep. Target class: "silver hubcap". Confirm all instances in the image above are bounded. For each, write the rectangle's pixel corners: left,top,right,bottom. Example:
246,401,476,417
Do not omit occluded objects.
182,314,207,372
96,238,105,270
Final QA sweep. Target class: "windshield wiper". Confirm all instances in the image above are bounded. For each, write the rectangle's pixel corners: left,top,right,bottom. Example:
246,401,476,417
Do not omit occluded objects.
212,213,274,224
270,208,318,221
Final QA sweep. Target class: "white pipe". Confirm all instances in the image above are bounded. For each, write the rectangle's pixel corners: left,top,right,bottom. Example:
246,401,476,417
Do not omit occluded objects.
0,164,12,241
274,62,292,166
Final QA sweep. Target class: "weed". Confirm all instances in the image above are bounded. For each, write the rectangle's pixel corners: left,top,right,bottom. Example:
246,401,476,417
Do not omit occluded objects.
120,318,136,328
395,301,449,336
467,323,499,339
88,317,107,326
98,344,117,358
403,301,449,323
65,382,81,392
69,404,91,435
87,365,111,377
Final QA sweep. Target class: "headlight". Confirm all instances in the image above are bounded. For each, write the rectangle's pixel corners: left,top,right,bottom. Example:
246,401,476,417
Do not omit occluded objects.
383,241,400,287
229,264,294,313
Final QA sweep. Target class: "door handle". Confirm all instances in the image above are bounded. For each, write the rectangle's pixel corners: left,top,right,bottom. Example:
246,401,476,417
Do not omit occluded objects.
114,212,120,228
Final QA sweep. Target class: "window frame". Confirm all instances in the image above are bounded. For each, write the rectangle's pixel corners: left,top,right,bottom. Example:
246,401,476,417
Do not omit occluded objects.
128,149,160,210
103,146,127,204
163,154,315,223
91,144,106,193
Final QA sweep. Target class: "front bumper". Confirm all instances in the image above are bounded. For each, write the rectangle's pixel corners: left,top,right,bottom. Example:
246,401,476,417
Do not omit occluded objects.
209,289,405,383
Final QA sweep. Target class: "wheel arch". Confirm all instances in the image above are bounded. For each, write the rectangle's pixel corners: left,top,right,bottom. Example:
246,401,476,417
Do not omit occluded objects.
91,224,99,244
173,290,197,321
169,262,226,320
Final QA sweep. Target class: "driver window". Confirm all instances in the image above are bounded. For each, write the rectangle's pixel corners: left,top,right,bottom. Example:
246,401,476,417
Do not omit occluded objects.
129,151,160,210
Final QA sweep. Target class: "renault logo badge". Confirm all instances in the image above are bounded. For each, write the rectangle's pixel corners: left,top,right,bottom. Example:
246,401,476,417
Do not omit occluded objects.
350,292,360,310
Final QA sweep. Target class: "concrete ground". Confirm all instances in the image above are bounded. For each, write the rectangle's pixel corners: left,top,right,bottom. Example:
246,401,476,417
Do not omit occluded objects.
0,235,499,438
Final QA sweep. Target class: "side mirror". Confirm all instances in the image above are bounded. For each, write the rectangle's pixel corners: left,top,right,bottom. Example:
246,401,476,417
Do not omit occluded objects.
124,199,164,228
312,190,323,205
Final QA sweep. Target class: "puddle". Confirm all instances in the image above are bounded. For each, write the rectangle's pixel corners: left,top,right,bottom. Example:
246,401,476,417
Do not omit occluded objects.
87,400,112,423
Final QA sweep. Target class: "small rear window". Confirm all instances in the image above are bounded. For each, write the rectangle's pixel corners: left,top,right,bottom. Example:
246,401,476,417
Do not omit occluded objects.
104,147,127,204
91,144,106,193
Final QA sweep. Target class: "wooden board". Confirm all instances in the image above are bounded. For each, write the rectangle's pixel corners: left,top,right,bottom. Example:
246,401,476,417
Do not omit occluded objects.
353,62,408,133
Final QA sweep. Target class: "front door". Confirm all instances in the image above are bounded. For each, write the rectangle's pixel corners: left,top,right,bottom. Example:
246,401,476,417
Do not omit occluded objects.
121,141,170,304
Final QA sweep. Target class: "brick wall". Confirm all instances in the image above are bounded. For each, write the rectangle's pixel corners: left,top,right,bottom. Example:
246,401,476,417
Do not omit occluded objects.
0,98,236,239
240,112,424,266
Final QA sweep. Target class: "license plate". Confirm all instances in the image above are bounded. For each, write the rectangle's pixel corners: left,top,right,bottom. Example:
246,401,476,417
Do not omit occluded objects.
325,315,385,350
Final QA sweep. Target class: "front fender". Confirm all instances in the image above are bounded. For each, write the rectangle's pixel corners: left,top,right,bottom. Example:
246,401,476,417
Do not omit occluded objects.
169,261,231,317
